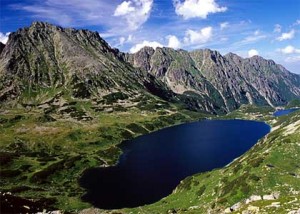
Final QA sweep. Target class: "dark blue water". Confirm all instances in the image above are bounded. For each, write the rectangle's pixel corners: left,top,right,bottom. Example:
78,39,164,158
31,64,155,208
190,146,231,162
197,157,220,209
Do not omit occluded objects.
79,120,270,209
273,108,300,117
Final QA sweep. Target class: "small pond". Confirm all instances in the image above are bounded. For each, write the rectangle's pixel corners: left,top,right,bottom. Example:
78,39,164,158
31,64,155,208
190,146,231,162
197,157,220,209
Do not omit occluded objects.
273,108,300,117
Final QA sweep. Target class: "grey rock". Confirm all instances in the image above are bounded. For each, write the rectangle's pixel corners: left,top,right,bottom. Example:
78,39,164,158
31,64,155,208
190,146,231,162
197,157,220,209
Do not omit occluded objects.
1,22,300,114
245,195,262,204
0,21,147,103
230,202,242,211
129,47,300,112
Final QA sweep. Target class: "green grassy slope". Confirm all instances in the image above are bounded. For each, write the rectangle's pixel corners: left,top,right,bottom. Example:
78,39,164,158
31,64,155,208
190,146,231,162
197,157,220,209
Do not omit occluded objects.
111,106,299,214
0,96,209,212
1,102,299,213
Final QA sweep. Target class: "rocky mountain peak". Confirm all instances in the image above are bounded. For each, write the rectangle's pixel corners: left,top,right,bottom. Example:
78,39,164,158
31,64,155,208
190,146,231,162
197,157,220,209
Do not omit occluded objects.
126,46,155,72
128,44,300,110
246,55,277,68
9,21,112,54
224,52,244,65
138,46,155,54
0,22,299,113
0,22,147,102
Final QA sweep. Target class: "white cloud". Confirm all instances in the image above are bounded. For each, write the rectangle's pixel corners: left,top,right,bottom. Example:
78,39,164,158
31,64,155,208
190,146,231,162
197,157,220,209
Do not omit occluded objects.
114,1,135,16
0,32,10,44
184,26,213,45
173,0,227,19
119,37,126,46
14,0,115,26
130,40,163,53
235,30,267,46
276,29,295,41
167,35,181,49
254,30,260,36
220,22,229,30
127,35,133,42
293,19,300,26
285,55,300,63
273,24,281,33
278,45,300,54
248,49,259,57
118,35,134,46
114,0,153,30
13,0,152,33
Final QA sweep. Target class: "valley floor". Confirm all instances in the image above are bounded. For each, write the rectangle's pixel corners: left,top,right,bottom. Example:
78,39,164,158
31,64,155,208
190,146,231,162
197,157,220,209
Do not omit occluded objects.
0,97,207,212
1,103,300,214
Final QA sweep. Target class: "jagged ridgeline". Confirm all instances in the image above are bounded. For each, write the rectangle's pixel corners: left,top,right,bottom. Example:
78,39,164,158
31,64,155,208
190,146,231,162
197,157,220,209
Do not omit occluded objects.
0,22,148,103
1,22,300,113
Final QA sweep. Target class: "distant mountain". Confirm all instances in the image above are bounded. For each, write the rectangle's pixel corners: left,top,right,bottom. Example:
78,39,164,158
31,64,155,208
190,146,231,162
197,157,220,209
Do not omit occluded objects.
1,22,300,113
126,47,300,111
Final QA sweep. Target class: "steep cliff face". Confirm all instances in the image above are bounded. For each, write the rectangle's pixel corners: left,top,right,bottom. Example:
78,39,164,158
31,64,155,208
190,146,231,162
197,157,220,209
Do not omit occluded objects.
225,54,300,106
189,50,267,111
126,47,228,113
128,47,300,111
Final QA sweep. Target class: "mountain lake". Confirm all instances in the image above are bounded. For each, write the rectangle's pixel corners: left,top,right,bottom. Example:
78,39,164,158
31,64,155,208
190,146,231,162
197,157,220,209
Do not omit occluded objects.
79,119,270,209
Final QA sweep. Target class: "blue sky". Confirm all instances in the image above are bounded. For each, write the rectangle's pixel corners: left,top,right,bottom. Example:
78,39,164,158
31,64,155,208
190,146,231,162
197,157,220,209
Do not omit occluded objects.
1,0,300,73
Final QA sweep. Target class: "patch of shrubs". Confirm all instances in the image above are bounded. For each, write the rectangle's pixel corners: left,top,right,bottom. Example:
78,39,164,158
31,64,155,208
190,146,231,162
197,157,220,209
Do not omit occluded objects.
120,129,134,140
38,114,56,122
177,176,193,191
233,164,243,173
103,92,129,104
217,197,228,204
248,157,264,168
220,172,251,197
0,152,17,165
142,122,156,131
126,123,149,135
113,105,127,112
196,185,206,197
30,160,65,183
97,147,122,164
1,169,22,178
73,82,91,99
249,174,260,181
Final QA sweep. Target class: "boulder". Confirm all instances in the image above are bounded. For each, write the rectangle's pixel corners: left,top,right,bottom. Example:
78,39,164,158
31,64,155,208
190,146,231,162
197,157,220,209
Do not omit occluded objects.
262,194,274,200
224,207,232,213
230,202,242,211
245,195,262,204
266,202,280,208
272,191,280,199
288,209,300,214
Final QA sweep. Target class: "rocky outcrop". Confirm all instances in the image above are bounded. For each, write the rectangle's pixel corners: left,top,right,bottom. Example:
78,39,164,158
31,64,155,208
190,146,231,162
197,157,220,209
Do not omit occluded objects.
226,54,300,106
288,208,300,214
225,192,281,213
128,47,300,111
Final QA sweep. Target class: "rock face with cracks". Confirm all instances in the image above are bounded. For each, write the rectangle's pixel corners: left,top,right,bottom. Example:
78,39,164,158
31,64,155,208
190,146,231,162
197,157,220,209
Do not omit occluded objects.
1,22,300,114
127,48,300,112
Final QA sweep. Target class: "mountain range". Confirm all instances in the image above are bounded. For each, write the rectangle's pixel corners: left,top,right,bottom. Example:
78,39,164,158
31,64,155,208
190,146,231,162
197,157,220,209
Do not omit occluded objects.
1,22,300,114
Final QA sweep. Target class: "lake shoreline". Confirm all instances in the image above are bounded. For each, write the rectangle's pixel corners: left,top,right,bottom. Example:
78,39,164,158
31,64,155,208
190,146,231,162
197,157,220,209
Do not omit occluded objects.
79,119,271,209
